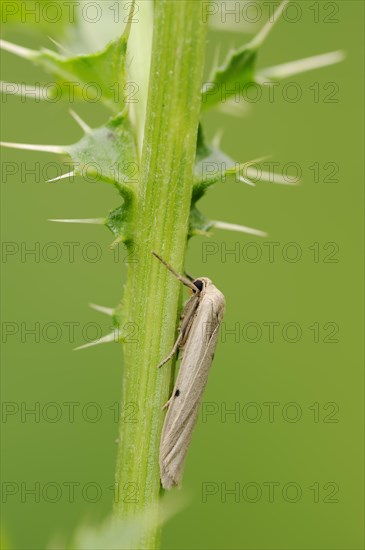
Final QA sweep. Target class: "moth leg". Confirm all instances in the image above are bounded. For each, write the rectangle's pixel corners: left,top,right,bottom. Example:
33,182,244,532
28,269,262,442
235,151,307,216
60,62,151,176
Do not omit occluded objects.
161,395,173,410
162,386,181,410
157,330,184,369
157,294,199,368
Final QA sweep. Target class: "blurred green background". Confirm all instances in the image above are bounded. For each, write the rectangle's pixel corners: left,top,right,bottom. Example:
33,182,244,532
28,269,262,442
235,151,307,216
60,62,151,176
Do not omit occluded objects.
1,1,363,549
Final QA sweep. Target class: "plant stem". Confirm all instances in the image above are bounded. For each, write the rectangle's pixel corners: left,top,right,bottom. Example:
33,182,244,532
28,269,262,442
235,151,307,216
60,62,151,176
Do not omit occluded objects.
114,1,207,548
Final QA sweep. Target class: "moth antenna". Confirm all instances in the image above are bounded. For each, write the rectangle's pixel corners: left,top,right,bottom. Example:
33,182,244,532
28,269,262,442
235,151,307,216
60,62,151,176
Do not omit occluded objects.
152,252,199,292
184,270,195,282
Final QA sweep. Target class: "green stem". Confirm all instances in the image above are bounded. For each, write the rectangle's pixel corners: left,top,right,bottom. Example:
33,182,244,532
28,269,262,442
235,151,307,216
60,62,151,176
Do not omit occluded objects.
114,1,207,548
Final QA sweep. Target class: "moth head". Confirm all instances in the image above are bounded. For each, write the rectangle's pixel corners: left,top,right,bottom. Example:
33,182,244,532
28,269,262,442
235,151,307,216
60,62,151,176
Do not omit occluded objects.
191,277,212,294
192,279,204,292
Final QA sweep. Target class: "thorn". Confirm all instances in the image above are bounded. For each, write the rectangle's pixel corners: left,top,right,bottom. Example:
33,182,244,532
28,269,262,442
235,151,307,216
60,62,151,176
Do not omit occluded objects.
47,171,75,183
258,50,345,80
212,220,268,238
47,36,70,54
226,156,271,178
74,330,120,350
212,128,224,149
217,100,249,118
248,0,289,50
255,74,273,86
238,155,271,168
69,110,91,134
110,235,126,249
122,0,135,39
0,142,65,154
246,168,300,186
89,303,114,316
0,39,34,59
239,175,256,187
191,229,212,237
0,81,46,100
48,218,105,224
208,44,221,81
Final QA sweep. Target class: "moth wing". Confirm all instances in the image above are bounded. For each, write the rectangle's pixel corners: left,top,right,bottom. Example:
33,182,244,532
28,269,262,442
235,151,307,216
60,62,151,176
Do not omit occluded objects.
160,396,202,489
160,291,224,489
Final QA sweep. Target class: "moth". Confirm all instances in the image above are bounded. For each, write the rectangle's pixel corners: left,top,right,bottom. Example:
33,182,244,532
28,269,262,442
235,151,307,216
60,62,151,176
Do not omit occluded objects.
152,252,225,489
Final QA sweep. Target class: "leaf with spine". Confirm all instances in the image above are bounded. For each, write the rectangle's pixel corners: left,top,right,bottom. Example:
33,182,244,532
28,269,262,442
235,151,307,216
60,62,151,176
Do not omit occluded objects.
191,122,301,238
105,205,134,246
1,1,136,56
2,111,137,246
191,126,246,237
67,496,185,550
0,17,132,111
193,125,266,202
49,204,133,247
257,50,345,82
74,303,132,350
193,125,239,201
201,1,288,111
189,127,269,238
65,113,137,195
1,112,137,197
194,124,299,200
188,206,268,239
90,301,124,328
202,0,344,112
188,205,213,238
67,0,133,55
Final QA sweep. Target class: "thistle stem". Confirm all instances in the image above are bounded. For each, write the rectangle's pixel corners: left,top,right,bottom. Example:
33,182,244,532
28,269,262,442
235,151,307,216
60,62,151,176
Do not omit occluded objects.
114,1,207,548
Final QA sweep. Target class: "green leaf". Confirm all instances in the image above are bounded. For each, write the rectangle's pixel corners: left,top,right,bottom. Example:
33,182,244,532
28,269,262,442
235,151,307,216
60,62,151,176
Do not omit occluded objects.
36,36,129,110
65,112,138,197
66,0,130,55
190,126,234,238
65,112,137,246
193,125,236,201
202,47,256,111
191,126,270,239
1,110,137,246
201,1,288,111
67,496,185,550
0,26,131,110
105,204,133,246
188,205,213,238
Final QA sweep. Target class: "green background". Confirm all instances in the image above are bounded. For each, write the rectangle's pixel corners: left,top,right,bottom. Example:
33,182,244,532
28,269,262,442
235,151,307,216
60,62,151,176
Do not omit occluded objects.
1,1,364,548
